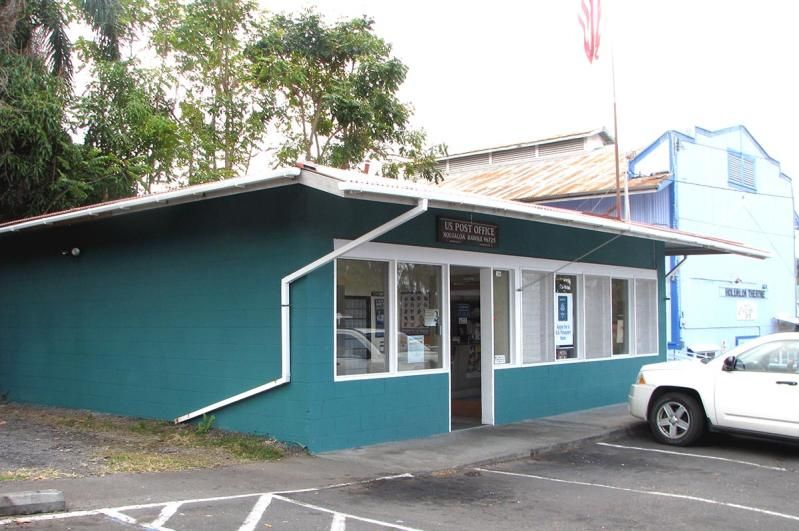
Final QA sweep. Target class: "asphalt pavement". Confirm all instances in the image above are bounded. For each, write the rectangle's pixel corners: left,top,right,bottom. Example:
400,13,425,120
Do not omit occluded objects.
0,403,637,514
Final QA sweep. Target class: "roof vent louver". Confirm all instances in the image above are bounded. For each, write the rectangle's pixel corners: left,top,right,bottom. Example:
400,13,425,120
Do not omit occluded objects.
538,138,585,157
491,145,538,165
448,153,490,173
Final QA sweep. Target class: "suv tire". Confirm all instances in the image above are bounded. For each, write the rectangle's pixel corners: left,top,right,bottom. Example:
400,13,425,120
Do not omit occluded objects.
649,392,704,446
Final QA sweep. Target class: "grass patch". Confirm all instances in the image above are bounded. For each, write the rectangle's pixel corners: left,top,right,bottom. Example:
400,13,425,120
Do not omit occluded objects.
1,403,298,478
100,451,224,473
0,469,77,481
204,433,284,460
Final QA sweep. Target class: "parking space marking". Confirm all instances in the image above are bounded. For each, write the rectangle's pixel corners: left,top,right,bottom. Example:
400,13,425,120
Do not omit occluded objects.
239,494,272,531
150,501,181,529
331,512,346,531
99,508,140,525
0,473,417,529
475,467,799,523
271,495,421,531
597,442,789,471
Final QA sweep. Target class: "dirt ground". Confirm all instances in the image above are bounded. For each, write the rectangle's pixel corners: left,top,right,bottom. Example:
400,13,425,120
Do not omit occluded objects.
0,402,300,480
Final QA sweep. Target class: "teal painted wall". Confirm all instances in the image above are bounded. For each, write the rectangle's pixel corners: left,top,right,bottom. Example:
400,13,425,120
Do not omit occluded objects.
1,184,663,451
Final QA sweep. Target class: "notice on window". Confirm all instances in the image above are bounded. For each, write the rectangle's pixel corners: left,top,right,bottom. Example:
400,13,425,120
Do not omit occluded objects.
554,293,574,346
424,309,439,327
407,335,425,363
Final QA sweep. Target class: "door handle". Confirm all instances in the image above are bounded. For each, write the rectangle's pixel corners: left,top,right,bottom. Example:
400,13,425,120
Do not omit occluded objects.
776,381,798,386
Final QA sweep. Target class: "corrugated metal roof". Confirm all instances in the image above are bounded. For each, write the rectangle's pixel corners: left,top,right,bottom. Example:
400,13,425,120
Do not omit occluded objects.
0,162,766,259
438,144,670,202
438,127,613,161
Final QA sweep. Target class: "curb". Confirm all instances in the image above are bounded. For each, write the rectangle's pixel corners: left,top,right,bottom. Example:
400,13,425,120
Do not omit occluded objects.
451,421,648,471
0,490,65,517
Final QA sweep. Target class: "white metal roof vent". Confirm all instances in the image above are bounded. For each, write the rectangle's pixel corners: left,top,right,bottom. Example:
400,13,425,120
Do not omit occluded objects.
492,145,539,165
538,137,585,157
448,153,490,173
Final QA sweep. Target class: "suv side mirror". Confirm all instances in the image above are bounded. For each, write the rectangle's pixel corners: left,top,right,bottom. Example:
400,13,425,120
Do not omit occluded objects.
722,356,737,372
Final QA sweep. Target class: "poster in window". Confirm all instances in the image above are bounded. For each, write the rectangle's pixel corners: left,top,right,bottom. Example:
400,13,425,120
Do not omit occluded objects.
555,293,574,346
401,292,430,329
407,335,425,363
371,296,385,329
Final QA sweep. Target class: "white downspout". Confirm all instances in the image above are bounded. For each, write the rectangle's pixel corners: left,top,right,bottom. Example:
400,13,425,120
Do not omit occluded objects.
174,198,429,424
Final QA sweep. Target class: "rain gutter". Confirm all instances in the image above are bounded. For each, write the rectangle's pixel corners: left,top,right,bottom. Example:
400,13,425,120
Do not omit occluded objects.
174,198,429,424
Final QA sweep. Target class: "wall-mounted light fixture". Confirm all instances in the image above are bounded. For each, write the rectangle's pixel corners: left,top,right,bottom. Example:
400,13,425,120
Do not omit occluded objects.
61,247,80,257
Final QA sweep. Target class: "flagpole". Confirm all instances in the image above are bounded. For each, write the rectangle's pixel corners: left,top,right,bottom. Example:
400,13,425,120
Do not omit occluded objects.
608,2,630,222
611,51,622,220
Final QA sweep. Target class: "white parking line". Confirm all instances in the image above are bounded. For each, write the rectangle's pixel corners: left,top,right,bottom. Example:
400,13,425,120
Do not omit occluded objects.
476,467,799,523
0,473,416,528
98,509,140,525
239,494,272,531
149,501,182,529
597,442,789,471
330,512,347,531
272,495,422,531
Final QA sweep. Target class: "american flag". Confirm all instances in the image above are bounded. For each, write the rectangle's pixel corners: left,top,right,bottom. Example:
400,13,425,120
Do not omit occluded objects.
578,0,601,63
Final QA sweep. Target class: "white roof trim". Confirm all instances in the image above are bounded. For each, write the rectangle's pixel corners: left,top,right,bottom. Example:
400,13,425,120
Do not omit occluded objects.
333,177,769,260
0,164,769,260
0,168,301,234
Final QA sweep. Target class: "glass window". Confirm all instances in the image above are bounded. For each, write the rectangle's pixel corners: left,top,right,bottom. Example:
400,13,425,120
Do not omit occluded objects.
635,279,658,354
493,270,511,365
585,276,611,358
336,259,388,376
554,275,578,360
397,263,443,371
522,271,553,363
736,341,799,373
612,279,630,355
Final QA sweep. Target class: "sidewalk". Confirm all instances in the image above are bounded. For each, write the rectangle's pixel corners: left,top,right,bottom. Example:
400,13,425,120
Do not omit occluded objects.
1,404,641,514
320,403,640,472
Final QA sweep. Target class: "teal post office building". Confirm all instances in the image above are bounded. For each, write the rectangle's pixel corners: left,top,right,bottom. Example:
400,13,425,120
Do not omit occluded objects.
0,165,765,451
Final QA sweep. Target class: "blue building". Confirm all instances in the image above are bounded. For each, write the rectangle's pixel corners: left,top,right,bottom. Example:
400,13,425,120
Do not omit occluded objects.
439,126,796,358
0,164,764,451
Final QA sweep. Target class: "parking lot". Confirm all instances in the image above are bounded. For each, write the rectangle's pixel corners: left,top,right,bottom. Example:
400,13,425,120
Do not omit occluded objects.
4,427,798,530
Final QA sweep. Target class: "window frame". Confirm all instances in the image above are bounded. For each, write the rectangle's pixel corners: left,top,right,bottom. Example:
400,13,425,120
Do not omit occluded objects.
333,240,659,379
334,256,450,382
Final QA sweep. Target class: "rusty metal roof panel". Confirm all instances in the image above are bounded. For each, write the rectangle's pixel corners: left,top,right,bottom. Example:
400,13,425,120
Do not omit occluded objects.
438,145,670,202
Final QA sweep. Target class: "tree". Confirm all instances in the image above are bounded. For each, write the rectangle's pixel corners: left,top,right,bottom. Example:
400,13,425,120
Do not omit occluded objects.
0,52,131,221
247,10,445,181
75,44,179,194
151,0,268,184
1,0,127,84
0,0,165,222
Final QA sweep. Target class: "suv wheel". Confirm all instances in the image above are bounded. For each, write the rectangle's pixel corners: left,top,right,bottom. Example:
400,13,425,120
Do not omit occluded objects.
649,392,704,446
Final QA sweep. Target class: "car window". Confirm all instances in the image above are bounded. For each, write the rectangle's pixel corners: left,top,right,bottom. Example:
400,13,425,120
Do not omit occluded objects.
735,341,799,373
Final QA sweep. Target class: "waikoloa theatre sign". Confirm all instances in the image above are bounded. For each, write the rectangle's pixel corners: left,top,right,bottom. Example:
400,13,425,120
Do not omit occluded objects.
437,217,498,248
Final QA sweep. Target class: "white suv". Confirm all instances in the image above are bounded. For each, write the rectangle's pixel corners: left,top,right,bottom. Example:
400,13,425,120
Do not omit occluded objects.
629,333,799,446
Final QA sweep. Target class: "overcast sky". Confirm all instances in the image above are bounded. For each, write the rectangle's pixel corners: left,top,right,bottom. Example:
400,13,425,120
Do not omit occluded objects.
265,0,799,190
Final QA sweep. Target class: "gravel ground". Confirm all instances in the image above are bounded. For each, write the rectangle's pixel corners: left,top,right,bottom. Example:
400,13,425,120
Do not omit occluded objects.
0,405,108,479
0,402,296,480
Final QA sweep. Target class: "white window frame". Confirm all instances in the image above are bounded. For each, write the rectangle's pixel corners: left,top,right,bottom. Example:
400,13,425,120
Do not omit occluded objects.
333,257,394,380
492,268,515,366
333,240,659,379
610,276,634,356
334,254,449,382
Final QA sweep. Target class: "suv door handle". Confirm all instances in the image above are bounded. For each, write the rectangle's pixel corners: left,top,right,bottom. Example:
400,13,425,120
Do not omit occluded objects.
776,381,798,386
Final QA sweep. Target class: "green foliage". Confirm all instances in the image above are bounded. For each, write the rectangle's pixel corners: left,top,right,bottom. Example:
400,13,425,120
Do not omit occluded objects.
152,0,268,184
1,2,446,222
0,53,74,221
195,413,215,435
1,0,74,81
248,9,445,180
75,44,179,193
